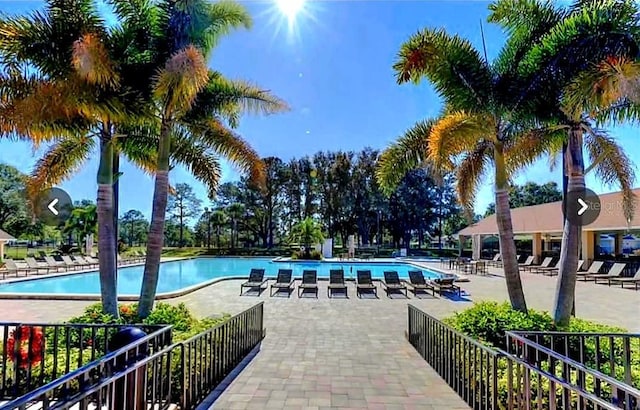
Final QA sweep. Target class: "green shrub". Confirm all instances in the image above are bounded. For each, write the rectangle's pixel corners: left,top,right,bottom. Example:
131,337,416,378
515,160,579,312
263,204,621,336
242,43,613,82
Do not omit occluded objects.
143,303,194,332
291,249,322,260
442,302,640,406
444,301,555,350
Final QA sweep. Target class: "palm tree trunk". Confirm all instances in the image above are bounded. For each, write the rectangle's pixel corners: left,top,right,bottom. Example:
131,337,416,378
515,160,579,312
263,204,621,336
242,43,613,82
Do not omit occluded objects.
113,152,120,256
553,125,584,326
97,130,118,317
494,143,527,312
138,124,171,318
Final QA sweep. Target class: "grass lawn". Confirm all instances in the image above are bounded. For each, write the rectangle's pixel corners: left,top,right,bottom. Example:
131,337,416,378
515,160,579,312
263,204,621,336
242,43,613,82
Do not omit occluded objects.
161,247,208,258
3,247,57,260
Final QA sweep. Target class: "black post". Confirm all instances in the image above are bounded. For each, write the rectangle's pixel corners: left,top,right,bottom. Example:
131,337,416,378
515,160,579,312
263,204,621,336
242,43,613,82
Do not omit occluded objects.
108,327,148,409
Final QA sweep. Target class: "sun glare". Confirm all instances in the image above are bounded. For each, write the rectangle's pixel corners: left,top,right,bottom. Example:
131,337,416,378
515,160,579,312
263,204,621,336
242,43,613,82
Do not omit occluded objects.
276,0,305,20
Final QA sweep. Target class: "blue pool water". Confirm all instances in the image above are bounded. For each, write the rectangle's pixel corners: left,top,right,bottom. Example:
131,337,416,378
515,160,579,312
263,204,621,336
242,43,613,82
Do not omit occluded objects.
0,257,442,296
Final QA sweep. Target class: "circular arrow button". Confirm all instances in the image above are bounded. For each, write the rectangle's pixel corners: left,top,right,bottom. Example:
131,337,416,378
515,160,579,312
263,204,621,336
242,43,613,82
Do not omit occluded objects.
564,188,601,226
34,187,73,226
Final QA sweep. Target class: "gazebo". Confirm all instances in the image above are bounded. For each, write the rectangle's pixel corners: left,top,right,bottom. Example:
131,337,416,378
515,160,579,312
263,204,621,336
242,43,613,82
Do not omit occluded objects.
457,189,640,263
0,228,15,259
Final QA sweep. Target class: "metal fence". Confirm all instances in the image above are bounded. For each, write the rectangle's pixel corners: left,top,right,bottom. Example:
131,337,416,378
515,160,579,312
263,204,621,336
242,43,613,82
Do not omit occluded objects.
407,305,640,410
1,302,265,410
0,322,170,400
506,331,640,409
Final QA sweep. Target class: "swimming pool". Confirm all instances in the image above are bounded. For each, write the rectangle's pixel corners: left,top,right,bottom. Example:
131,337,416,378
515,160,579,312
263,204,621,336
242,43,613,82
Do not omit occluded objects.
0,257,443,297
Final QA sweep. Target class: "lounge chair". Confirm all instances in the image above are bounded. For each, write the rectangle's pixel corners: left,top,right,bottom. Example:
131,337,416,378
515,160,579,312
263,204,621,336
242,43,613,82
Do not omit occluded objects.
239,268,267,295
524,257,552,272
44,256,68,272
356,270,377,298
607,267,640,289
532,260,560,274
518,256,535,269
429,277,461,296
60,255,83,270
540,260,584,276
270,269,294,297
585,263,626,284
0,259,29,279
298,270,318,298
327,269,348,298
24,257,51,275
576,261,604,280
487,253,501,267
382,271,408,298
407,270,435,296
76,256,99,269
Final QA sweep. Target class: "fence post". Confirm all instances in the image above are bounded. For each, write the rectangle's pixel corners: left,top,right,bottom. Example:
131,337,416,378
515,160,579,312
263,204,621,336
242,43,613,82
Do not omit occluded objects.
108,327,148,409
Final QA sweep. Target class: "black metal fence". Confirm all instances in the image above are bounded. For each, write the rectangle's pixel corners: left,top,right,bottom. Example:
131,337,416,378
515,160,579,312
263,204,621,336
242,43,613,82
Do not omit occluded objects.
0,302,265,410
506,331,640,408
0,322,170,400
407,305,639,410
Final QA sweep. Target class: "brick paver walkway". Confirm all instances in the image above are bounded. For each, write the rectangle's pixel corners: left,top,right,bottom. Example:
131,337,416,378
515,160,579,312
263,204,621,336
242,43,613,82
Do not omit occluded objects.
198,286,470,410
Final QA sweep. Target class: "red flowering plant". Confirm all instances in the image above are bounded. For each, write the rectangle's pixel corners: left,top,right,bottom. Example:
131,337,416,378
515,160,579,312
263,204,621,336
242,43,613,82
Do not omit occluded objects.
6,326,45,368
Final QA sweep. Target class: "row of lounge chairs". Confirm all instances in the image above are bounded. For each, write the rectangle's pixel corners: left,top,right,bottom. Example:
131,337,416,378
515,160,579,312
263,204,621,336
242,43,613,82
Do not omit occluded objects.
240,268,462,298
489,253,640,289
0,252,146,279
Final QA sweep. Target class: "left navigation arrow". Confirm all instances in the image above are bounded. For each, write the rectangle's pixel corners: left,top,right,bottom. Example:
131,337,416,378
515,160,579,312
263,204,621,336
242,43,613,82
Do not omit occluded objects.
48,198,60,215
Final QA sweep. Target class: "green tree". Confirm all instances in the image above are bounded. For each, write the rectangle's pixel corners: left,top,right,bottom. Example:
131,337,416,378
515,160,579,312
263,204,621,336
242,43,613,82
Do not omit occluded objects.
167,183,202,248
289,217,325,259
487,0,639,324
484,182,563,216
63,204,98,249
119,210,149,247
226,203,245,249
0,164,29,234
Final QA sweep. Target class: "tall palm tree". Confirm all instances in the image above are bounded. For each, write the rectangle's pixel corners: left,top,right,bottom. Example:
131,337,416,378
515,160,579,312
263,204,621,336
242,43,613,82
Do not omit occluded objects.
488,0,640,325
226,203,245,250
390,30,562,312
210,209,227,249
136,1,288,317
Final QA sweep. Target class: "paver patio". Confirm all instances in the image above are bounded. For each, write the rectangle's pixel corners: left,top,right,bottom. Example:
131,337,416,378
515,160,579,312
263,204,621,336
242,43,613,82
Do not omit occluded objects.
0,260,638,409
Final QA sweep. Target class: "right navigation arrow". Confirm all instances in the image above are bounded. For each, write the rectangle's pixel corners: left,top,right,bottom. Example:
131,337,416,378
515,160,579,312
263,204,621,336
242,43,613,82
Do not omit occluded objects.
577,198,588,216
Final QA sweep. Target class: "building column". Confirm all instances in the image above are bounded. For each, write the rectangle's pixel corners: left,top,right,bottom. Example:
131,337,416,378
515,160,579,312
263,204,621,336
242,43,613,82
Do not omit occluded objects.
472,234,482,260
581,231,595,265
0,241,4,259
532,233,542,264
615,232,624,255
458,235,467,257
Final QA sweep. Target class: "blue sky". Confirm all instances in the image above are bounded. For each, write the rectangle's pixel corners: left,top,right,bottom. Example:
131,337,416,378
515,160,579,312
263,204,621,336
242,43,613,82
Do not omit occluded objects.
0,0,638,218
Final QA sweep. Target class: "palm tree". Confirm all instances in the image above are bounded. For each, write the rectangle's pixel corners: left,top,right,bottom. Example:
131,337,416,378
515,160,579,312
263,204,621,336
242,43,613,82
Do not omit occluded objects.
63,204,98,250
487,0,640,325
390,31,563,312
289,217,325,259
226,203,245,250
210,209,227,249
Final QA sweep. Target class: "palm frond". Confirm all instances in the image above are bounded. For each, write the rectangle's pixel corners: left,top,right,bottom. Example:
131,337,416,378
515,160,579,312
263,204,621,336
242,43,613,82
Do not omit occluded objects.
186,72,289,125
72,33,120,87
199,0,252,54
514,0,640,121
154,45,209,116
115,128,159,175
504,125,567,176
563,57,640,119
393,28,493,110
583,124,637,222
171,133,222,197
376,119,434,196
28,135,95,197
428,111,494,171
456,142,491,216
188,118,265,186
